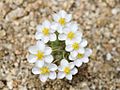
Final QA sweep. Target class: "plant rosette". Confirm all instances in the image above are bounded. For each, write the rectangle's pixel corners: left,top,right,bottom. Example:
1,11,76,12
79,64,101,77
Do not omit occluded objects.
27,10,92,82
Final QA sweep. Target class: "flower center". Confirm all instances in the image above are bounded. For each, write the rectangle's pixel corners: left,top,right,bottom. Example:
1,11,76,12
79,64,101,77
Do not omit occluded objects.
40,66,50,74
64,67,70,74
77,53,84,59
67,32,75,40
42,28,49,35
59,18,66,25
72,42,79,50
35,50,44,60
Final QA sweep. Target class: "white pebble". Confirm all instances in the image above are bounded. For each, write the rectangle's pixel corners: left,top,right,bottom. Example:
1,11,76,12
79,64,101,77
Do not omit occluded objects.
106,53,112,61
111,8,120,15
116,67,120,71
7,80,13,89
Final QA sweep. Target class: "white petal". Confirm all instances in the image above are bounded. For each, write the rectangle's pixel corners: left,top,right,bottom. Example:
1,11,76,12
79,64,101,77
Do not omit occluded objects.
85,48,92,57
53,14,59,22
65,45,73,52
27,54,37,63
65,39,73,45
69,55,76,61
51,22,58,32
74,60,82,67
71,51,78,57
39,74,48,82
81,57,89,63
58,66,64,71
71,68,78,75
57,24,63,33
66,74,72,80
44,46,52,55
71,22,78,32
35,60,44,68
80,39,88,47
42,20,50,28
66,14,72,22
36,41,45,51
78,48,85,54
49,63,57,71
59,10,67,17
76,31,82,38
35,32,43,40
32,67,40,74
58,34,66,41
57,72,65,79
60,59,69,66
75,36,82,43
63,28,70,34
49,71,56,80
44,55,53,63
50,29,56,33
28,46,38,54
50,33,56,41
36,25,42,32
42,36,49,43
69,62,75,69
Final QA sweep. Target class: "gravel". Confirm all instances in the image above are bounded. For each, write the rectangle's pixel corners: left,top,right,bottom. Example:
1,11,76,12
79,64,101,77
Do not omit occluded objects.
0,0,120,90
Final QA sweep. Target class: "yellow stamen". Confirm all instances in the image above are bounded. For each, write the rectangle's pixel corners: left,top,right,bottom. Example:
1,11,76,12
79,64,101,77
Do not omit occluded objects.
35,50,44,60
42,28,49,35
77,53,84,59
40,67,50,74
67,32,75,40
72,42,79,50
64,67,70,74
59,18,66,25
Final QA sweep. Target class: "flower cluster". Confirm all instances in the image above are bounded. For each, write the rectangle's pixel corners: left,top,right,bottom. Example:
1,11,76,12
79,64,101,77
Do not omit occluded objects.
27,10,92,82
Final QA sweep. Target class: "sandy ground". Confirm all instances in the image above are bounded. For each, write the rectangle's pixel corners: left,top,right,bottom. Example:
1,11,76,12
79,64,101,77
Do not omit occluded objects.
0,0,120,90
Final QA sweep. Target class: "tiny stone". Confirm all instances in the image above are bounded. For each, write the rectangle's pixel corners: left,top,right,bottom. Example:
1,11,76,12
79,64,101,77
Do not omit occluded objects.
3,87,9,90
106,0,116,7
4,44,12,50
81,82,90,90
5,8,25,21
70,86,75,90
111,8,120,15
7,80,13,89
0,30,6,38
106,53,112,61
15,50,21,55
19,86,27,90
13,0,23,5
96,45,101,50
0,81,5,88
109,39,115,43
116,67,120,71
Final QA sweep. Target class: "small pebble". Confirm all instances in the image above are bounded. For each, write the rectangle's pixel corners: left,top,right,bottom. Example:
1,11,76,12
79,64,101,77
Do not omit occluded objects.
0,30,6,38
111,8,120,15
106,53,112,61
7,80,13,89
0,81,5,88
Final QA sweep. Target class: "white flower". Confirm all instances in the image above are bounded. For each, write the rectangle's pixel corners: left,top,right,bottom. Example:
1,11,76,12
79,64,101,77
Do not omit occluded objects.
35,20,56,43
27,10,93,82
69,48,92,67
58,22,82,45
57,59,78,80
66,39,88,57
27,41,53,67
53,10,72,33
32,63,57,82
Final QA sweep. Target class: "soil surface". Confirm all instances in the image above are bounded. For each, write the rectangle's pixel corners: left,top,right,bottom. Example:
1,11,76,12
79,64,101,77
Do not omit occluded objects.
0,0,120,90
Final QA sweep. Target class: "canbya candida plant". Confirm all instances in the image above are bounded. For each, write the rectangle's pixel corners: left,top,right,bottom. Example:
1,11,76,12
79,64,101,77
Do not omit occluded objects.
27,10,92,82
